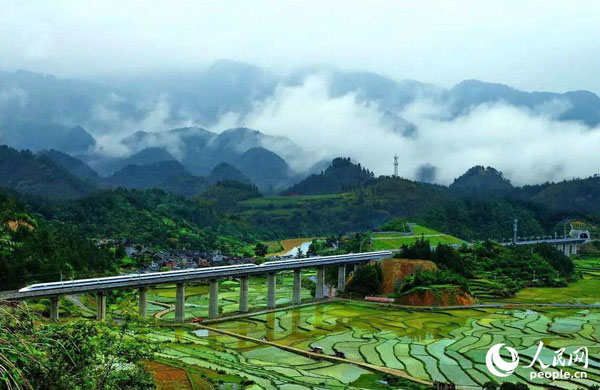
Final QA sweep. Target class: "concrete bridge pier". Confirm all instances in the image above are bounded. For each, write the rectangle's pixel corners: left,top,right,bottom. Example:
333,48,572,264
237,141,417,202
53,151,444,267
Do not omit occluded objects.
337,265,346,292
209,280,219,319
138,287,147,318
292,269,302,305
175,283,185,323
267,273,277,309
315,268,325,299
96,291,107,321
572,243,578,255
239,276,249,313
50,296,59,321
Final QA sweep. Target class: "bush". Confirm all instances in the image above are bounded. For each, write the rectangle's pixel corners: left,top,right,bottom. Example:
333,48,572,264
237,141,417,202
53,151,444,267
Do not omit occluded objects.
399,269,469,294
346,263,383,295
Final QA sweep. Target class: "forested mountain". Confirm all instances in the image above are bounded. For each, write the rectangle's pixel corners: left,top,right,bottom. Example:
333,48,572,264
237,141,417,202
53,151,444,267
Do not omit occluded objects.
449,166,513,197
0,70,121,126
93,147,176,175
3,64,600,201
4,141,600,232
34,189,256,248
450,80,600,126
0,193,117,290
208,162,251,184
201,181,262,212
4,64,600,162
0,146,92,199
2,155,600,278
530,176,600,215
2,63,600,253
94,126,297,191
39,149,100,183
233,147,292,190
1,146,251,199
2,121,96,154
103,160,192,190
101,160,256,198
283,157,375,195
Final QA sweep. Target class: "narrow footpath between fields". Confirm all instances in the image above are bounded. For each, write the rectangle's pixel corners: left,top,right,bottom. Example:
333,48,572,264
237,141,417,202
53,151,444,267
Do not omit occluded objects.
190,322,433,386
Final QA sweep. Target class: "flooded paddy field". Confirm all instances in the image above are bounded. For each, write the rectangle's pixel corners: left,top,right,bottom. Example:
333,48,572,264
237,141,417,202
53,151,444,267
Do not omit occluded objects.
149,302,600,389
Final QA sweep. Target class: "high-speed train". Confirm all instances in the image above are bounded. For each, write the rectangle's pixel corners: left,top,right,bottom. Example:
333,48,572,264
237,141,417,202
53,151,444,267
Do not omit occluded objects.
258,251,392,269
18,263,257,293
18,250,392,293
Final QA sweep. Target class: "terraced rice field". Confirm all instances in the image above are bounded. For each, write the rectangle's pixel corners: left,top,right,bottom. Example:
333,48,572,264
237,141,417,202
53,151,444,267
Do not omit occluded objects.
149,325,386,390
198,303,600,389
144,272,315,320
483,258,600,305
575,258,600,278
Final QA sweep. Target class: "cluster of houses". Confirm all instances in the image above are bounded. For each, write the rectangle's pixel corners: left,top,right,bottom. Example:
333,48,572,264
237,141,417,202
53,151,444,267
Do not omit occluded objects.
93,238,251,272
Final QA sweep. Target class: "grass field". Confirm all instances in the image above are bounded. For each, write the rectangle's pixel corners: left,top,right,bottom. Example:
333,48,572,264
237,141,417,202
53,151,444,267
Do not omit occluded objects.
371,224,466,250
149,302,600,389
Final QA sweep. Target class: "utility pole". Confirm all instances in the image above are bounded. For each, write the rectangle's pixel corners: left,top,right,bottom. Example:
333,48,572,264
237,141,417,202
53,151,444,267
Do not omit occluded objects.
393,154,399,178
513,219,518,244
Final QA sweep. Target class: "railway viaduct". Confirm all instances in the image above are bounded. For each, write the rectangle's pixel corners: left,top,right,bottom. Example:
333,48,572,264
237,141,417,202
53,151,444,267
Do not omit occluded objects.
0,251,392,322
499,233,590,256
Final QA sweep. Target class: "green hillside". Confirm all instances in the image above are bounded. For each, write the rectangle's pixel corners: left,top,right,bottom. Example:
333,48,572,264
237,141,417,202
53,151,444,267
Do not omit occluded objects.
371,223,466,250
282,157,375,195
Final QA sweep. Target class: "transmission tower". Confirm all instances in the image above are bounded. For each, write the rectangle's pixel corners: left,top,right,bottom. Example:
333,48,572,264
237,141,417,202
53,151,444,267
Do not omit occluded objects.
393,154,398,177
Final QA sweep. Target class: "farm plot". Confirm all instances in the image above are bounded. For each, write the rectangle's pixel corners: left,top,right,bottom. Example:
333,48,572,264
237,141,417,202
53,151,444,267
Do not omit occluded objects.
488,258,600,305
211,303,600,389
147,327,393,390
145,271,314,320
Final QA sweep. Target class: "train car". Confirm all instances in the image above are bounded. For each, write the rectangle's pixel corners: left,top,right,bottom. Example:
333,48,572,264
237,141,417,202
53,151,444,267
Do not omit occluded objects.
18,263,257,293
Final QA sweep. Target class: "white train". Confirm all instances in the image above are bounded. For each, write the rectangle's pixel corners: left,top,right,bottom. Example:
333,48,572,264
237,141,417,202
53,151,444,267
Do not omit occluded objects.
18,250,392,293
18,263,257,293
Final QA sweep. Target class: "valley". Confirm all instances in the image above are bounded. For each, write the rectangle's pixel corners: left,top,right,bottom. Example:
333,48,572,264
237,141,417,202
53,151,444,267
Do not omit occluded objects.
2,28,600,390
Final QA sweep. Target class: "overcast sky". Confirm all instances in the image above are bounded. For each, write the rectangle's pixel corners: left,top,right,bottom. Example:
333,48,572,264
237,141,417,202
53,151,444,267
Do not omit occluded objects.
1,0,599,93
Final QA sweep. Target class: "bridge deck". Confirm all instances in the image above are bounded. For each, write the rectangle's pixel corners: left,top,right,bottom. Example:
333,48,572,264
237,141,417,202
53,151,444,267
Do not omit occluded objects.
499,238,586,246
0,251,392,300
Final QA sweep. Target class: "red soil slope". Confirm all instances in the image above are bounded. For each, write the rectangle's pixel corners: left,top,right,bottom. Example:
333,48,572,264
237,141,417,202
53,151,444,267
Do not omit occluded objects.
396,287,477,306
381,258,438,294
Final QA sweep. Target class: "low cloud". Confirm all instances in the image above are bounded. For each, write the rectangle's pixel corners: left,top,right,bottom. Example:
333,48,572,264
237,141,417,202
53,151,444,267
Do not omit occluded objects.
214,75,600,185
77,74,600,186
88,94,197,158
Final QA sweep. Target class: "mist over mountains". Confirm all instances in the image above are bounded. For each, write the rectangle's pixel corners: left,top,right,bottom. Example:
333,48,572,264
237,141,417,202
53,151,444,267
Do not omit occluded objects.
2,59,600,187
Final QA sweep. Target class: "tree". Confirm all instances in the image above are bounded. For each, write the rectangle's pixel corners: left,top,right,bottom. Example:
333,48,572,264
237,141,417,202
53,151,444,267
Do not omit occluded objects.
433,244,469,276
346,263,383,295
533,243,574,277
254,242,268,257
115,244,126,260
0,304,157,390
399,236,432,260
